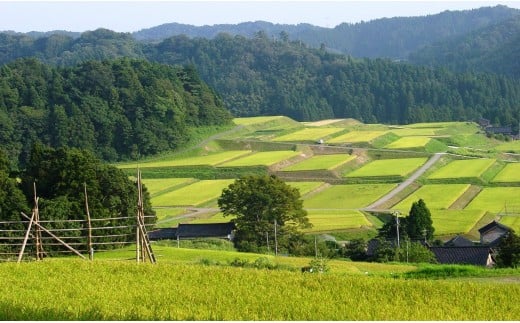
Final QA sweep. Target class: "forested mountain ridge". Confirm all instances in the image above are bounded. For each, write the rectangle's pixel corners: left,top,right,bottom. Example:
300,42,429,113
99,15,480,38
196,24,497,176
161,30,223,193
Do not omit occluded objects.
1,28,520,128
132,5,520,59
409,15,520,78
0,58,232,167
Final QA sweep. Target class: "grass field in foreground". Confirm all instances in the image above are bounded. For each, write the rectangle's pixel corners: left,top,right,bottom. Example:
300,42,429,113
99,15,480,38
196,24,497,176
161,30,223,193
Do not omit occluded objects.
384,136,431,149
2,260,519,320
427,158,495,179
117,150,252,169
327,131,387,143
491,163,520,183
391,184,470,212
218,151,301,167
344,158,427,178
282,154,355,171
464,187,520,213
303,210,371,232
151,179,234,207
272,127,345,142
430,210,486,235
303,184,395,209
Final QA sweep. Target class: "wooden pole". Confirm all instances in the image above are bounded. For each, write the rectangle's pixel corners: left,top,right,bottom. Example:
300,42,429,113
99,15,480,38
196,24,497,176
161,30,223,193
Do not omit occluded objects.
20,212,86,260
84,183,93,261
136,169,141,263
33,182,43,260
274,219,278,256
17,209,36,263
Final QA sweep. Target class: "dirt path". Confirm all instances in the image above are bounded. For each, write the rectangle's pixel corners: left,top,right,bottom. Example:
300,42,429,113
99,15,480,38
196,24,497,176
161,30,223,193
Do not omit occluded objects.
364,152,444,211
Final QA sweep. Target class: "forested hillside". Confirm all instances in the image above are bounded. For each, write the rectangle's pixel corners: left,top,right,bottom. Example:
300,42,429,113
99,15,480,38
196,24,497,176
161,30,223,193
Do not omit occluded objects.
133,5,519,59
0,58,231,167
146,34,520,126
409,16,520,78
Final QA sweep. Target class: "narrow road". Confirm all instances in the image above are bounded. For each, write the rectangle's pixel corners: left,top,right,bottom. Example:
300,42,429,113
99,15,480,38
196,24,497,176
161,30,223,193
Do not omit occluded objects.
363,152,444,211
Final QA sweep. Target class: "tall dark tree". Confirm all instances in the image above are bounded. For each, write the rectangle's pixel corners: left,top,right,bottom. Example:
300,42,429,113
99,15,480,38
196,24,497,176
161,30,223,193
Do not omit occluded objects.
495,231,520,268
406,199,435,241
218,175,310,252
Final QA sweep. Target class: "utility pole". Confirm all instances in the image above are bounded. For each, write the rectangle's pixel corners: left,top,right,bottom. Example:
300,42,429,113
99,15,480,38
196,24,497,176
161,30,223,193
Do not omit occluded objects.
274,219,278,256
393,211,400,248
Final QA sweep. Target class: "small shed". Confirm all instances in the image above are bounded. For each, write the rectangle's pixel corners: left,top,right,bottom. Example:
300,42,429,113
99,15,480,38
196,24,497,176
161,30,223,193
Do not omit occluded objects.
478,221,511,246
430,246,495,267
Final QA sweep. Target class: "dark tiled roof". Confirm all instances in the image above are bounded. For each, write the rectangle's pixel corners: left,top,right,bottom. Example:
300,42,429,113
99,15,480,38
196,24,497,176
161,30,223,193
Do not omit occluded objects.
176,222,235,238
445,235,474,247
148,228,177,240
430,246,493,266
478,221,511,234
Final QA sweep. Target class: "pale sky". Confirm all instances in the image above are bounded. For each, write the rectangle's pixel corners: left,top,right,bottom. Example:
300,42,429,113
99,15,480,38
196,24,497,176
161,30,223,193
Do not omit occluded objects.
1,1,520,33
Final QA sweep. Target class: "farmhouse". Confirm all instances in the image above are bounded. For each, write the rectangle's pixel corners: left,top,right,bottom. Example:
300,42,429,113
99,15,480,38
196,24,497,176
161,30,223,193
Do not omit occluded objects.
149,222,236,241
478,221,511,246
444,235,474,247
429,246,495,267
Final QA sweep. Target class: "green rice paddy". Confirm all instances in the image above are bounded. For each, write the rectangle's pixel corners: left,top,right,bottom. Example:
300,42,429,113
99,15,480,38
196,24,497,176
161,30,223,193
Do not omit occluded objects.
465,187,520,213
491,163,520,183
430,210,486,235
233,116,285,125
303,210,371,232
272,127,345,142
391,184,470,212
118,150,252,168
218,151,301,167
151,179,235,207
303,184,396,209
282,154,355,171
344,158,427,178
384,136,431,149
427,158,495,179
142,178,194,197
327,131,387,143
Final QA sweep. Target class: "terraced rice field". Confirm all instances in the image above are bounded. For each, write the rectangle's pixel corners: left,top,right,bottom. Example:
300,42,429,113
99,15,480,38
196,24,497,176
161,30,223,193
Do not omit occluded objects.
465,187,520,213
427,158,495,180
233,116,284,125
282,154,356,171
499,215,520,232
303,210,371,232
391,184,470,212
218,151,301,167
388,127,442,137
496,140,520,152
327,131,387,143
151,179,235,207
142,178,194,197
118,150,252,168
286,181,327,195
303,119,345,127
303,184,396,209
384,137,431,149
191,212,234,224
491,163,520,183
272,127,345,142
430,210,486,235
344,158,427,178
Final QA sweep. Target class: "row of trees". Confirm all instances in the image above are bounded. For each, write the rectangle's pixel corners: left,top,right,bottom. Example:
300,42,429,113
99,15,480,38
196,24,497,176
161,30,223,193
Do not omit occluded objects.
0,58,232,167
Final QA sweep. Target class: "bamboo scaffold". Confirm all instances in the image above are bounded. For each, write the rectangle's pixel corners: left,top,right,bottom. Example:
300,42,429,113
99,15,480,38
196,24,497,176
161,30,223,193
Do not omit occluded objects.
136,168,156,264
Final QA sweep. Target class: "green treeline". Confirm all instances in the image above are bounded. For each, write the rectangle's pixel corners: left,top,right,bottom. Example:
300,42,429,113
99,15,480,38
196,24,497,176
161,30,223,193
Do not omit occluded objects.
0,57,232,166
1,27,520,135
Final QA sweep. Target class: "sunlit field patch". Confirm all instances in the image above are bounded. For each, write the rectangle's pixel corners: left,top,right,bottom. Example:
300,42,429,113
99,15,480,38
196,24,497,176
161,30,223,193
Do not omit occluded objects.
496,140,520,153
272,127,345,142
286,181,327,195
430,209,486,235
142,178,194,196
151,179,235,207
499,215,520,232
303,119,345,127
282,154,355,171
218,151,301,167
327,131,387,143
427,159,495,179
391,184,470,212
344,158,427,178
303,209,371,232
491,163,520,183
389,127,442,137
303,184,396,209
117,150,252,168
384,136,431,149
465,187,520,213
233,116,285,125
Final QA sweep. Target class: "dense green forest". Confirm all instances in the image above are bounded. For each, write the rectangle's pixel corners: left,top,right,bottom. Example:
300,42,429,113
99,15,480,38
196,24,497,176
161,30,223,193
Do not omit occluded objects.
409,16,520,78
0,58,231,167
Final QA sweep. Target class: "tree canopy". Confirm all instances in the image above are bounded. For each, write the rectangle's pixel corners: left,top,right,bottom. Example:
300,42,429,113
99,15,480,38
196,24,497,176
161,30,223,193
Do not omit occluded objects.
218,175,310,252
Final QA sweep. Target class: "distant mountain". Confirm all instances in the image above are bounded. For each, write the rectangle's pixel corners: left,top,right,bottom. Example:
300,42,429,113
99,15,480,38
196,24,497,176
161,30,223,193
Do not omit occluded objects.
133,5,520,59
408,15,520,78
